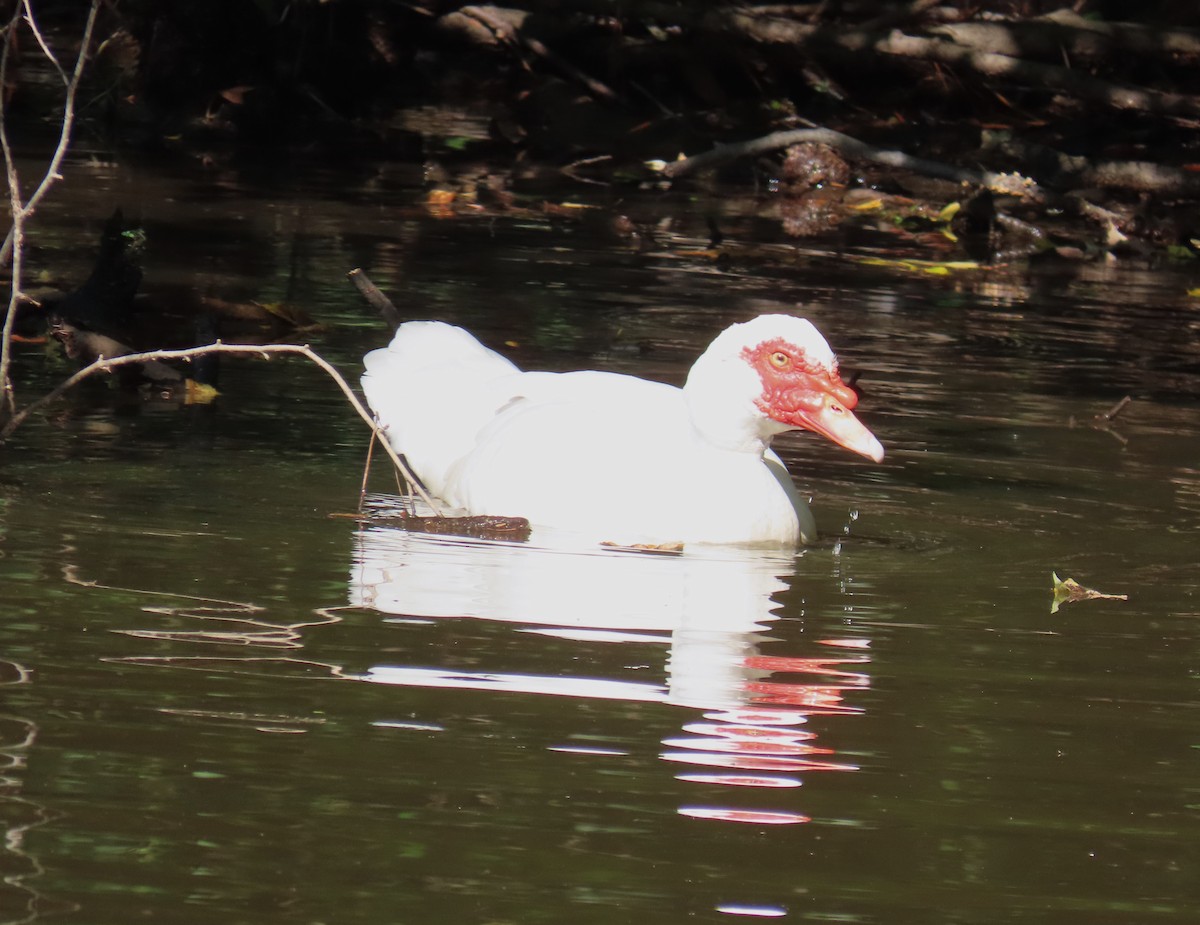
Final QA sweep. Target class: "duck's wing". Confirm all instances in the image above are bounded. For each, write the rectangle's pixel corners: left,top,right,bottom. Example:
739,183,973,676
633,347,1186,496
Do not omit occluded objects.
362,321,524,499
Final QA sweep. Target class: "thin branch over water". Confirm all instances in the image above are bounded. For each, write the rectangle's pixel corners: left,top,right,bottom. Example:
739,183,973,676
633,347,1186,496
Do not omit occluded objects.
0,341,441,512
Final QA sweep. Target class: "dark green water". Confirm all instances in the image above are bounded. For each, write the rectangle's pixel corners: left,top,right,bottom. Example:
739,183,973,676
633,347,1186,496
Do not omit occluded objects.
1,155,1197,924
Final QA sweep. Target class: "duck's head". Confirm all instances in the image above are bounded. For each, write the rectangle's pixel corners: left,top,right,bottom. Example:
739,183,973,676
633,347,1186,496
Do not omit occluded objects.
687,314,884,462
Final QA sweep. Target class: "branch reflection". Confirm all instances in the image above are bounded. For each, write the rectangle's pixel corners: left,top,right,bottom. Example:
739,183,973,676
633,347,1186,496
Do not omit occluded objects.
1,658,62,925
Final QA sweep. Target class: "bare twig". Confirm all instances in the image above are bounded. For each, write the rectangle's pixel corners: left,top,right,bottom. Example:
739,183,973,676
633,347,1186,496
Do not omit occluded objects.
0,0,100,267
0,0,102,416
1069,394,1133,446
0,341,442,512
518,31,619,103
21,0,69,80
459,4,619,102
347,268,403,331
0,0,27,415
561,153,613,186
1095,395,1132,424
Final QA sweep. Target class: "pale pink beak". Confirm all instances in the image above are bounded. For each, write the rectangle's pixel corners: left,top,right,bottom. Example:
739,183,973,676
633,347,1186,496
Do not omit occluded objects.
796,395,884,463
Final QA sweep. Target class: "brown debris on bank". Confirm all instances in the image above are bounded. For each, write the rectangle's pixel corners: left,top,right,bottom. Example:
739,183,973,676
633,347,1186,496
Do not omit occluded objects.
11,3,1200,262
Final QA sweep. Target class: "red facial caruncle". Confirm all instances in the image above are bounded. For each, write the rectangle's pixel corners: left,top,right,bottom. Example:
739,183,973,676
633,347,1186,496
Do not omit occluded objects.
742,338,884,463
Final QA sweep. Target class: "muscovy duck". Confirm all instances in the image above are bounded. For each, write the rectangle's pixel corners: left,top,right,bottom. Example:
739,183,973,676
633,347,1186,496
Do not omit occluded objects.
362,314,883,546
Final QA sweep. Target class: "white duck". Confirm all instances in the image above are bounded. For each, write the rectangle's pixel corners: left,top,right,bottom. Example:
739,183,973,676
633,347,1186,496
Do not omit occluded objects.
361,314,883,547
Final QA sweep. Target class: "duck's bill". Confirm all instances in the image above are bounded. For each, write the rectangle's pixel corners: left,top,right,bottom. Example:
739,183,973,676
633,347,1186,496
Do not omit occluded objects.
799,401,885,463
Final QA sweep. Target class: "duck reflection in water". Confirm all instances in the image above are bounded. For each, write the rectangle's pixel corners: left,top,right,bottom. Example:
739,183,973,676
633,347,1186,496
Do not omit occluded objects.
350,500,871,825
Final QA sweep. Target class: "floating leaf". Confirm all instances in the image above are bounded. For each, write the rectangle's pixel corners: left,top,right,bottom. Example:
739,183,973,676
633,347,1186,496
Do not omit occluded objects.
1051,572,1128,614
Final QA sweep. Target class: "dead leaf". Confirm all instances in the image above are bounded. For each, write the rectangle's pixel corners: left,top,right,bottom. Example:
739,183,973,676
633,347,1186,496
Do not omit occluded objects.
425,188,457,218
185,380,220,405
1051,572,1128,614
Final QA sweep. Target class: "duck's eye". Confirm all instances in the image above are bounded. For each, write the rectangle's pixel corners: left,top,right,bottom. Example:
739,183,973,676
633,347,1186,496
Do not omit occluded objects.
768,351,791,369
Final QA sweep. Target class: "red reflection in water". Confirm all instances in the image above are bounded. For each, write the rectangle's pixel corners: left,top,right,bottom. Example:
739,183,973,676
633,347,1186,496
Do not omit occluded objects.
667,639,870,822
818,637,871,649
662,735,833,757
704,709,807,726
745,682,860,712
662,751,857,773
744,654,871,683
680,722,818,741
